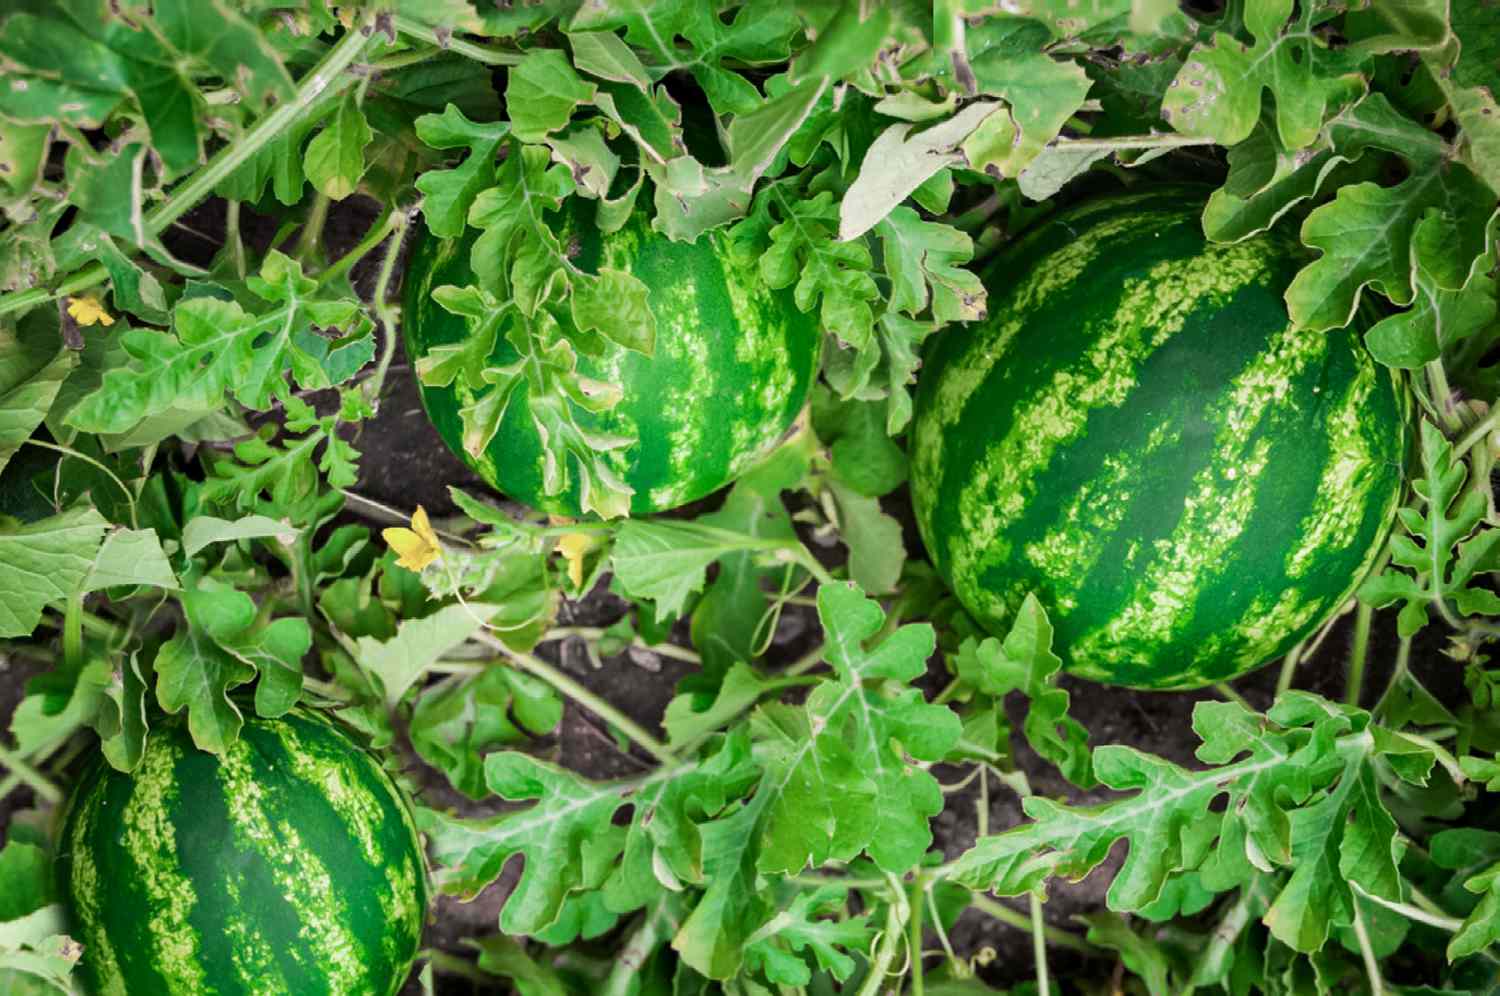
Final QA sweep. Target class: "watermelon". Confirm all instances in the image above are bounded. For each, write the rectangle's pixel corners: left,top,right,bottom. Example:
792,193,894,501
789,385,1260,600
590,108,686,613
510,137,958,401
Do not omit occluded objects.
910,190,1407,690
402,199,821,517
58,708,426,996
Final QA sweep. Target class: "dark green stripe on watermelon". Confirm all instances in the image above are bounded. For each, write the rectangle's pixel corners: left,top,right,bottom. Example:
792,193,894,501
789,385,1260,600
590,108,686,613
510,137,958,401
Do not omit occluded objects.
59,709,426,996
402,198,821,517
910,190,1407,689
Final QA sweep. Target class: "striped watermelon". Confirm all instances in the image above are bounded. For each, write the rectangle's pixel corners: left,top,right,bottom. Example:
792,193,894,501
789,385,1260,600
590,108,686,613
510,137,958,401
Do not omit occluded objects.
402,198,821,517
910,190,1407,689
58,708,426,996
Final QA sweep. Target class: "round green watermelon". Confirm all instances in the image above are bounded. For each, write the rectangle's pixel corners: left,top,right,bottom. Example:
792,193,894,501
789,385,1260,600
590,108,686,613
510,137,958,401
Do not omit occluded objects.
910,189,1408,690
402,198,821,517
58,708,426,996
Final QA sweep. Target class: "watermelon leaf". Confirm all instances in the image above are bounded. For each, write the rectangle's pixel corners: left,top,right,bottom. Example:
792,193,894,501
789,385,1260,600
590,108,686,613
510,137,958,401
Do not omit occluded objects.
1161,0,1366,150
0,505,110,639
946,692,1423,953
504,49,597,144
409,666,562,799
1364,209,1500,369
303,92,373,201
756,583,961,875
1428,828,1500,960
873,206,986,325
413,105,509,239
427,753,630,926
949,594,1095,788
1282,101,1492,332
613,520,798,619
1358,420,1500,637
738,185,879,360
740,884,873,986
0,326,75,479
65,253,372,434
154,575,313,752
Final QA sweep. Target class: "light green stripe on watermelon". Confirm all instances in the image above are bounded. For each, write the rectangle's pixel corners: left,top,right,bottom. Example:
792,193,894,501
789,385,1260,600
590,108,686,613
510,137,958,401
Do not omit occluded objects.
121,736,208,995
910,203,1184,520
216,738,366,992
1024,413,1184,613
910,189,1407,689
63,781,129,996
221,876,286,993
271,717,425,952
947,239,1277,623
1069,322,1331,677
60,709,427,996
1285,360,1383,579
402,195,820,518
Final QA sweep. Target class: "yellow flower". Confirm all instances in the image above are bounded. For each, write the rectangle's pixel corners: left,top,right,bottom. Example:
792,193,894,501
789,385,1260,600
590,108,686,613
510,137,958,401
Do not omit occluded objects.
556,532,595,589
383,505,442,572
66,296,114,327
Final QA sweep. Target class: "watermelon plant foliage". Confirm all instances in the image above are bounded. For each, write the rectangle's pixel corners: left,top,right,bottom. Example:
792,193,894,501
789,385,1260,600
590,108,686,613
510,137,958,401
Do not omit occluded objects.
0,1,1499,994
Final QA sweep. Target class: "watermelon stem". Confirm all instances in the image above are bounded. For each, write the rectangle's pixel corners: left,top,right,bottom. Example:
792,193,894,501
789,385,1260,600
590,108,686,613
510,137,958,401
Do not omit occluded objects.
224,200,247,280
419,949,490,984
364,211,412,412
1349,882,1465,934
318,206,398,291
0,742,61,804
858,874,908,996
1030,893,1050,996
1213,683,1253,712
1453,407,1500,461
1274,642,1305,698
473,631,678,765
1346,602,1375,707
964,893,1099,955
389,15,524,66
1425,360,1464,435
62,589,85,675
908,875,928,996
295,192,332,264
1350,897,1385,995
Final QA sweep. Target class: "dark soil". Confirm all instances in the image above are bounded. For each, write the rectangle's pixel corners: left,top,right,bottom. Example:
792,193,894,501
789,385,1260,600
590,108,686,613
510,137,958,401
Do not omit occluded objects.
0,196,1464,994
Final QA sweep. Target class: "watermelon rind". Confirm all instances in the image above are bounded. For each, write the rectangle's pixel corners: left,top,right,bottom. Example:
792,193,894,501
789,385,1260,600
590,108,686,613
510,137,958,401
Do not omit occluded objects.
910,189,1408,690
58,707,427,996
402,198,821,518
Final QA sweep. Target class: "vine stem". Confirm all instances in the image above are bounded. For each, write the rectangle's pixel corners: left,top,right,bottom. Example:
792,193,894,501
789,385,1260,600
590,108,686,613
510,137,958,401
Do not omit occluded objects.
909,877,927,996
1455,405,1500,459
472,632,677,765
318,205,396,288
295,191,332,263
364,210,411,407
857,874,910,996
966,893,1099,955
23,439,138,528
784,641,827,677
419,950,489,984
1350,883,1464,932
1426,360,1463,434
1213,682,1252,711
0,22,376,319
1373,636,1413,722
0,743,62,804
1351,900,1385,996
63,589,85,674
603,902,672,996
1274,640,1304,698
1346,601,1374,707
1046,133,1221,150
546,626,702,664
391,15,524,65
1030,894,1051,996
